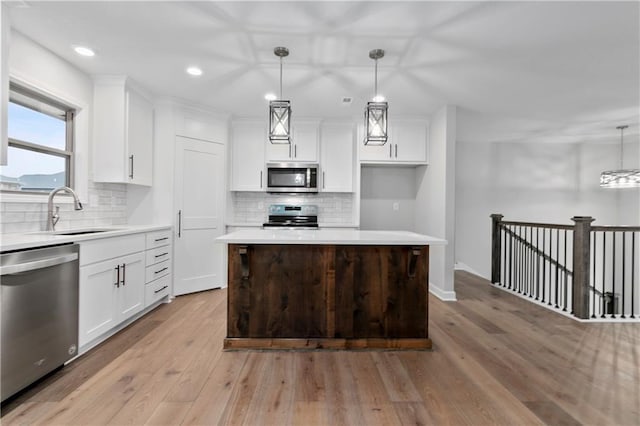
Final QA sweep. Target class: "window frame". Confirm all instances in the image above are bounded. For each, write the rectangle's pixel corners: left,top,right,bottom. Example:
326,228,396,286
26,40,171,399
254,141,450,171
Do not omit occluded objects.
2,82,76,194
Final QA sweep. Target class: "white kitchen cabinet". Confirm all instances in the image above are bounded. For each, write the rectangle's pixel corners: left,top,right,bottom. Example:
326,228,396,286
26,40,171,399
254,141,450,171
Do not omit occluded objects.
79,250,145,348
92,76,154,186
359,119,428,165
320,122,354,192
266,120,319,163
144,229,172,307
231,120,266,191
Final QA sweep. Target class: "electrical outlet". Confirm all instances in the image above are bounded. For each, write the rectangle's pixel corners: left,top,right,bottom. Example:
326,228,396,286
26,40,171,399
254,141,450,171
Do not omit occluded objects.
393,202,399,211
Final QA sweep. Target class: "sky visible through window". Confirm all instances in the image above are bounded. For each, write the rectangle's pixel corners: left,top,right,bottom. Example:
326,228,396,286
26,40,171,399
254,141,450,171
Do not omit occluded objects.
0,102,66,179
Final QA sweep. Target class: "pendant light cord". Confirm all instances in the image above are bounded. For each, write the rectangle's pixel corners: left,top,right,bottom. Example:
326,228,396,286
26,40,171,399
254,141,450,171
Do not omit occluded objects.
374,58,378,99
619,126,624,169
279,56,283,100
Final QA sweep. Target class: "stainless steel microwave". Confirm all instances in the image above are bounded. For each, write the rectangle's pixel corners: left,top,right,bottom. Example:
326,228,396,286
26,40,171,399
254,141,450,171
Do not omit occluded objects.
266,163,318,193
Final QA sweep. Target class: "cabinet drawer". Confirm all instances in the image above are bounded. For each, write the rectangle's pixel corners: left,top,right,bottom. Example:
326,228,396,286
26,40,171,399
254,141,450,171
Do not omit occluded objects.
146,229,172,249
146,245,172,266
145,259,171,283
80,234,146,266
145,274,170,307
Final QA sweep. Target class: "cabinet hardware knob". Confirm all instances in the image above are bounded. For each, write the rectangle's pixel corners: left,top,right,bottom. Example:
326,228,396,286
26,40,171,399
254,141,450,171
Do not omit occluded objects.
114,265,120,287
121,263,126,286
129,155,134,179
178,210,182,238
154,267,168,274
154,252,169,258
154,237,169,242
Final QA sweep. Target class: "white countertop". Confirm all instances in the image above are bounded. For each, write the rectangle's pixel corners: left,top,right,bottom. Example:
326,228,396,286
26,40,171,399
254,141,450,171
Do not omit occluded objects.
216,229,447,246
0,225,172,252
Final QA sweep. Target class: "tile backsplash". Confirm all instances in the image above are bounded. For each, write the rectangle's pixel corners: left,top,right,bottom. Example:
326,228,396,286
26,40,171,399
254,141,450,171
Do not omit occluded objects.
0,181,127,234
231,192,355,225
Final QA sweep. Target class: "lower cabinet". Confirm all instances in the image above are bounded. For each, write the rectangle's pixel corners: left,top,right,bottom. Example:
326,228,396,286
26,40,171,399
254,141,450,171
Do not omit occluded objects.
78,228,172,350
79,251,145,348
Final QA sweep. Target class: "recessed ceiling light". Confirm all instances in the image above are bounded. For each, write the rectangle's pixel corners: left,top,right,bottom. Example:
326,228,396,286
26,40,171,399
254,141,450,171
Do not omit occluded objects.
373,95,385,102
186,66,203,77
264,93,277,101
73,46,95,57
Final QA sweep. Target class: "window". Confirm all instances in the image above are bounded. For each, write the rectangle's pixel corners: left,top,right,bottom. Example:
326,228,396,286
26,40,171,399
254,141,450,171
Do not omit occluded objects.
0,82,75,193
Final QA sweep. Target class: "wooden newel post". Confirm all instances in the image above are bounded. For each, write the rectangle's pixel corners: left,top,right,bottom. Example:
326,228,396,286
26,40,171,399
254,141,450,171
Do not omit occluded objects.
490,214,504,284
571,216,594,319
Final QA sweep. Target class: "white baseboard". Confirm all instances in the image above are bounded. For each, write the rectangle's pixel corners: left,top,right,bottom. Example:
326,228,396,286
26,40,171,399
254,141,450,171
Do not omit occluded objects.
454,261,489,280
429,283,457,301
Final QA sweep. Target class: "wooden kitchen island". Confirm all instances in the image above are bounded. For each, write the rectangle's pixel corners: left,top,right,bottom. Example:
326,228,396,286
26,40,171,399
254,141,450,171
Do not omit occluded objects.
217,229,446,350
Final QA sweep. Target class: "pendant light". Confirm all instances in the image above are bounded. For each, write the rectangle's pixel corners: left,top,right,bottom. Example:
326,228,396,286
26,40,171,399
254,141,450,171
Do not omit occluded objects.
269,46,291,144
600,125,640,188
364,49,388,145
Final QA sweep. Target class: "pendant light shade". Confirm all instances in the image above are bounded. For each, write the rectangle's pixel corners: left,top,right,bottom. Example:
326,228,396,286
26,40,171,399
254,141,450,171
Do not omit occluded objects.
269,47,291,144
364,49,388,145
600,125,640,188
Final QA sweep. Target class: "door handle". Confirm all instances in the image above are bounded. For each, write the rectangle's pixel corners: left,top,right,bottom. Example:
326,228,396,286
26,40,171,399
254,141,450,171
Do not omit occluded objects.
121,263,126,286
114,264,120,288
178,210,182,238
0,253,78,275
129,155,134,179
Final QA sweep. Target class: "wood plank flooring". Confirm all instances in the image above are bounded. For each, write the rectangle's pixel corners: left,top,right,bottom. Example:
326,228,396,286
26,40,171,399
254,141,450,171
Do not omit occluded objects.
2,271,638,425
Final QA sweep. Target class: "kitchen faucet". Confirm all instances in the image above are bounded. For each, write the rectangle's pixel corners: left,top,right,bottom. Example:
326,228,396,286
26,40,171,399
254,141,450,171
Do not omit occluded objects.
47,186,83,231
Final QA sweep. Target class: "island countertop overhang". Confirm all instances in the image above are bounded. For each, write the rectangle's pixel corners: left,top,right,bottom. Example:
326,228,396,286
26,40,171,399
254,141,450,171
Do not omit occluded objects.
216,229,447,246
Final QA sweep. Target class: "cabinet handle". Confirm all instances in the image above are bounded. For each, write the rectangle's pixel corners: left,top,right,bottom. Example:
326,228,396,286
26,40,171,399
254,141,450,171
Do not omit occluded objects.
389,144,392,158
260,171,263,188
154,267,169,275
288,144,292,158
121,263,126,286
294,144,297,158
154,237,169,242
154,252,169,259
178,210,182,238
154,285,168,294
114,265,120,288
395,144,398,158
322,171,326,189
129,155,134,179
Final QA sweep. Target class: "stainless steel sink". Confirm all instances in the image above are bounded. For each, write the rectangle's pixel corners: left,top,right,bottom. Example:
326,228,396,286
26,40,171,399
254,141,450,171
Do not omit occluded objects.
54,230,111,236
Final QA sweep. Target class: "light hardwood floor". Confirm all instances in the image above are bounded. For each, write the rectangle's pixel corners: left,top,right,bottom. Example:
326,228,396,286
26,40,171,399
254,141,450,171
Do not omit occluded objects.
2,271,638,425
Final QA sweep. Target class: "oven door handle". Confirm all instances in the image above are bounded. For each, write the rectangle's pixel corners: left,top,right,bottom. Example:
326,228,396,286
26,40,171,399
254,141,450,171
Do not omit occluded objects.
0,253,78,276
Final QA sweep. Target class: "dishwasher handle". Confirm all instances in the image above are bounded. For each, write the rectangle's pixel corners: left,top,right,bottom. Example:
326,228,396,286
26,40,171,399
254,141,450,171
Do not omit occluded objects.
0,253,78,276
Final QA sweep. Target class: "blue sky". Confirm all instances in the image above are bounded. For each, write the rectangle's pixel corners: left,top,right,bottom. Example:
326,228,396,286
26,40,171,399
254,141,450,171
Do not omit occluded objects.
0,102,66,178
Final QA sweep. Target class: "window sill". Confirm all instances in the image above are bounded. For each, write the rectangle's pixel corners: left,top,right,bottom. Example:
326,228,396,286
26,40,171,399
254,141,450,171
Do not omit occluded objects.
0,192,75,204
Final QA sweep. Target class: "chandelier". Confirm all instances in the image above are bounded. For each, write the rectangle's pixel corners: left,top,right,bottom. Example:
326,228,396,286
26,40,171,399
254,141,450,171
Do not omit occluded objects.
600,125,640,188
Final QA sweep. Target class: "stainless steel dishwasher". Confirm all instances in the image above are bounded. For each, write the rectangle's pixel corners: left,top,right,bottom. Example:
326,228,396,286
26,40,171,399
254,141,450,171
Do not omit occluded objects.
1,243,79,402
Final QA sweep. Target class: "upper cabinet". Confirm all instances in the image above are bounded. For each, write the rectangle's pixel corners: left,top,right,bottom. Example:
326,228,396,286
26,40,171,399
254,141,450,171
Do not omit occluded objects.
266,120,319,163
359,119,428,165
320,122,354,192
230,120,265,191
93,76,153,186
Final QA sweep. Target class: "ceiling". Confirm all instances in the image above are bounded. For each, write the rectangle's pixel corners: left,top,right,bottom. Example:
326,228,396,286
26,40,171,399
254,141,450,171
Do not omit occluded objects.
6,1,640,144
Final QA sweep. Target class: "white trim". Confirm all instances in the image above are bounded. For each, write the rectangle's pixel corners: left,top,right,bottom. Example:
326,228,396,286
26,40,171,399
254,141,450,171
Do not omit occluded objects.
429,282,457,301
454,261,489,280
491,283,640,323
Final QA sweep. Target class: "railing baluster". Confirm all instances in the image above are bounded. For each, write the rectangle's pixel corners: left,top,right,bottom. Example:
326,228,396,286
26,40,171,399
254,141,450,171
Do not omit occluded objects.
554,229,559,308
509,225,513,290
601,232,606,318
632,232,636,319
591,232,596,318
536,227,540,300
542,228,546,304
621,232,626,318
563,229,568,311
612,232,616,318
502,224,506,287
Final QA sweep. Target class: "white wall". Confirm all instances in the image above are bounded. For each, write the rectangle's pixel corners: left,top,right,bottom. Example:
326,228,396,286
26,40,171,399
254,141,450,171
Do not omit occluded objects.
360,166,416,231
415,105,457,300
1,31,127,233
455,138,640,279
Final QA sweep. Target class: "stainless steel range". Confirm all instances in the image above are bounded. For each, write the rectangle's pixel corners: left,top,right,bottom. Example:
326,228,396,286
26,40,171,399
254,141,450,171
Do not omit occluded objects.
262,204,318,230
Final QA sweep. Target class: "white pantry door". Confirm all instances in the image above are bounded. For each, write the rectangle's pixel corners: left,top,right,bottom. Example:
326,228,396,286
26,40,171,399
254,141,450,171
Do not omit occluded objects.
174,136,225,296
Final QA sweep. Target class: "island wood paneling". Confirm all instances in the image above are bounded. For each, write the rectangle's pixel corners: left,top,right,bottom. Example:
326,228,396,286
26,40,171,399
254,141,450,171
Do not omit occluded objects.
226,244,430,349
